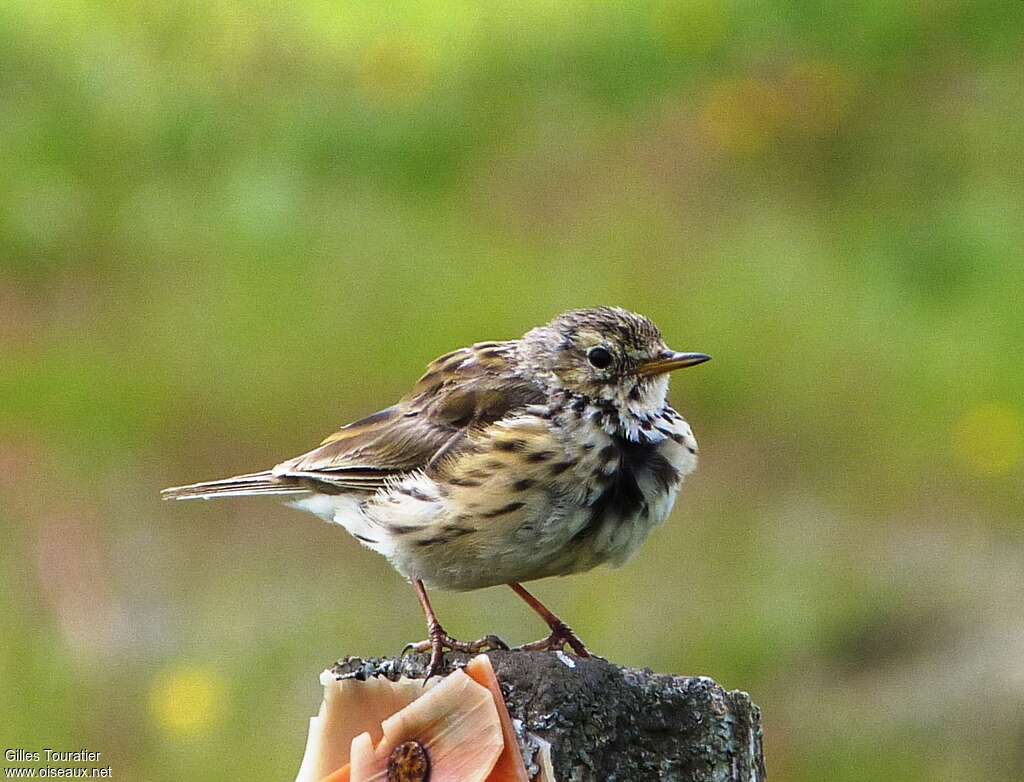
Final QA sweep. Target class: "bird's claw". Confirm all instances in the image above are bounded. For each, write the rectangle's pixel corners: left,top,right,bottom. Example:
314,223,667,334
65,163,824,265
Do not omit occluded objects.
464,634,510,652
402,633,509,655
401,639,431,656
514,622,591,658
401,631,510,678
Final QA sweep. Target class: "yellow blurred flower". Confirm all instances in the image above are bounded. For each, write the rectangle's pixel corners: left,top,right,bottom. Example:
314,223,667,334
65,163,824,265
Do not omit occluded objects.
148,665,227,737
700,78,785,155
699,62,851,155
356,36,437,103
952,402,1023,477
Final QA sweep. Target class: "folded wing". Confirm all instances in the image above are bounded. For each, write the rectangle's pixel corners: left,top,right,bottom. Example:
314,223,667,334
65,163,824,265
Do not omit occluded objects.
272,342,545,492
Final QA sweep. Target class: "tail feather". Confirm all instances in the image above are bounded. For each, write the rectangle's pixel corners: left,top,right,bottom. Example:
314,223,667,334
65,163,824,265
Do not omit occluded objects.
161,470,309,501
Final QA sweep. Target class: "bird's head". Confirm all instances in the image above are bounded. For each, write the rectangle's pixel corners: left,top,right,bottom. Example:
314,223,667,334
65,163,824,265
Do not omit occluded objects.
518,307,710,417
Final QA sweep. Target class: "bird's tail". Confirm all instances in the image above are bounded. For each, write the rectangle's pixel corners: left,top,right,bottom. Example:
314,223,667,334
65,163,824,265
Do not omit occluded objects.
160,470,309,501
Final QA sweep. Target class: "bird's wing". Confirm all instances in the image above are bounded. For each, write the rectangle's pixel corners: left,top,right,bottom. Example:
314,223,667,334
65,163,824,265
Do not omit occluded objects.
272,342,545,491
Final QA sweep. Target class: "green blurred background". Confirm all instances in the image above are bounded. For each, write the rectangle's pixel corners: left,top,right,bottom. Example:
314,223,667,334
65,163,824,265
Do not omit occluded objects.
2,1,1022,779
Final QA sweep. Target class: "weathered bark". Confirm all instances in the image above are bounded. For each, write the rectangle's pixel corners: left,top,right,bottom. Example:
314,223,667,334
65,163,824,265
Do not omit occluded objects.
328,651,765,782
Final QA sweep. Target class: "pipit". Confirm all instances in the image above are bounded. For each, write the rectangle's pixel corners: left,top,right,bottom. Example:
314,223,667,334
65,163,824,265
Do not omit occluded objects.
163,307,709,675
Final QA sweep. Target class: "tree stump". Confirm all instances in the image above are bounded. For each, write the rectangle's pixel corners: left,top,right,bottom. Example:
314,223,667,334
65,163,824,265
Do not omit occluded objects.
328,651,765,782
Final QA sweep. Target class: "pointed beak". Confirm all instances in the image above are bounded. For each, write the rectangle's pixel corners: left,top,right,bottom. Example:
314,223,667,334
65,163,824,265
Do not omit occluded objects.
634,351,712,377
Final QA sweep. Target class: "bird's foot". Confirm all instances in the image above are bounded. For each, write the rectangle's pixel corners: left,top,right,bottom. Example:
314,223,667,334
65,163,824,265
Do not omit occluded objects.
402,630,509,678
402,632,509,656
514,621,591,657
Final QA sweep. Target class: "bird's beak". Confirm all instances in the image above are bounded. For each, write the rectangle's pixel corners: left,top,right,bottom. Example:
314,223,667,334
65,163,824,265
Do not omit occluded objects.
634,351,712,377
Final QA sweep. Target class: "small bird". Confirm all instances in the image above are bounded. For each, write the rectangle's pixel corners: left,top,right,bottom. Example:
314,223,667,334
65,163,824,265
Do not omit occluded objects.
162,307,709,675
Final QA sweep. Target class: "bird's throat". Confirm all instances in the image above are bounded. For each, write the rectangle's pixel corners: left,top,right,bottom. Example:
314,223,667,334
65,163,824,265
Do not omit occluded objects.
550,388,671,444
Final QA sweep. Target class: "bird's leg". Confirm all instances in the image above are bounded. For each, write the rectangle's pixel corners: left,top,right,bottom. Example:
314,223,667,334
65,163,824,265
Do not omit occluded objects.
402,580,508,677
508,582,591,657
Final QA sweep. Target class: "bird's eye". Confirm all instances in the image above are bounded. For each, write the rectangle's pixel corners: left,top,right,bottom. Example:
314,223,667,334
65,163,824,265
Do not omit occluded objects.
587,347,613,369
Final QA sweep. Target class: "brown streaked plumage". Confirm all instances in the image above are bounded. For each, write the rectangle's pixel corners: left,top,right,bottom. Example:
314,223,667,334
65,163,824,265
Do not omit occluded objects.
162,307,710,676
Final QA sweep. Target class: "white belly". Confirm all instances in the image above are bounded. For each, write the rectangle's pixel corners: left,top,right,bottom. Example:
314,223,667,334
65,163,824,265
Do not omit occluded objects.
290,415,698,592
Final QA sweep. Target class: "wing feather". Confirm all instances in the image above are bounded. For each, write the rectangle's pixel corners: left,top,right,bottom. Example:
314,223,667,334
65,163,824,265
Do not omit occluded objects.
272,342,544,491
